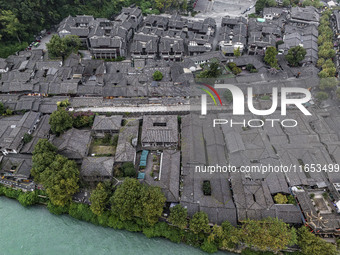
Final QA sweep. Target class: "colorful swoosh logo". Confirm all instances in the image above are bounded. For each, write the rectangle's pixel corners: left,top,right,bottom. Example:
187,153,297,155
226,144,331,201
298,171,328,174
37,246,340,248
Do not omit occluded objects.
199,84,223,106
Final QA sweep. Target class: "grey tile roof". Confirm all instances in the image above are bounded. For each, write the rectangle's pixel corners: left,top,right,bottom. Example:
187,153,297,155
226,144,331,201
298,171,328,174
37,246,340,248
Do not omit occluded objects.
0,154,32,179
115,119,139,163
21,115,51,154
141,115,178,144
80,157,114,177
92,115,122,131
145,150,180,202
290,6,320,23
52,128,91,160
0,111,40,151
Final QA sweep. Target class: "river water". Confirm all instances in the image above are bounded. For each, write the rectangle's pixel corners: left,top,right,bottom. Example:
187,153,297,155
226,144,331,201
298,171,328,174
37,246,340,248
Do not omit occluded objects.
0,197,233,255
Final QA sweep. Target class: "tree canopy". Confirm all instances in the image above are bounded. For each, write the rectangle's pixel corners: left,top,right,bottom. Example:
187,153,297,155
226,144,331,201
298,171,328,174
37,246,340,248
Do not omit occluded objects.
49,108,73,134
285,46,306,67
0,102,4,115
239,217,297,252
121,162,136,177
298,226,337,255
153,70,163,81
47,34,81,59
264,46,278,69
189,211,210,234
233,47,241,57
319,77,339,91
32,139,79,206
90,182,110,216
274,193,288,204
255,0,277,14
31,139,58,183
199,62,222,78
169,204,188,229
40,154,79,206
110,178,166,226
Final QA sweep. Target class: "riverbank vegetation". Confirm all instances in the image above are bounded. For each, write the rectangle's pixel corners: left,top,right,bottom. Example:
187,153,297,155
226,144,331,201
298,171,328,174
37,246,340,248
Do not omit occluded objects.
1,179,338,254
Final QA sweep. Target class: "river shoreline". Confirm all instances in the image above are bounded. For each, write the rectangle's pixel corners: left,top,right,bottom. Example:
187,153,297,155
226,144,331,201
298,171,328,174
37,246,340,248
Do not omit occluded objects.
0,187,239,255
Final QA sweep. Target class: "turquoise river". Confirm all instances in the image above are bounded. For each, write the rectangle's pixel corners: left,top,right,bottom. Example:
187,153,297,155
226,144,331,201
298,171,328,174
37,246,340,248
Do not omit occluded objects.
0,197,234,255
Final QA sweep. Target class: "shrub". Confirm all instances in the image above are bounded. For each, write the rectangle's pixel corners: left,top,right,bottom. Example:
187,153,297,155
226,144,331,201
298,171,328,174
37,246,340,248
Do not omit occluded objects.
232,66,242,75
316,91,328,101
274,193,288,204
153,70,163,81
227,62,237,69
203,180,211,196
122,162,136,177
23,133,33,144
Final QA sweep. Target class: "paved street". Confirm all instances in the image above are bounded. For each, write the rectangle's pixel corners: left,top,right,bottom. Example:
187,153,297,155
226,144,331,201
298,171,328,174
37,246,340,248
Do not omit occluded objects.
194,0,256,26
35,32,56,51
79,50,92,60
74,104,191,113
0,178,35,192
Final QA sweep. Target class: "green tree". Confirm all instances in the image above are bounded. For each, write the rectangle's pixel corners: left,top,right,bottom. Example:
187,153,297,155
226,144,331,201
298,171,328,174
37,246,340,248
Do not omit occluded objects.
200,239,218,253
319,77,339,90
181,0,188,11
316,91,329,101
203,180,211,195
287,195,296,205
63,35,81,53
121,162,136,177
232,66,242,75
5,109,12,115
40,154,79,206
317,58,325,67
169,204,188,229
0,102,4,115
90,182,109,216
47,35,66,59
282,0,290,7
255,0,277,14
322,59,335,70
189,211,210,234
32,139,79,206
110,178,166,226
111,178,142,221
239,217,297,252
47,34,81,59
139,185,166,225
318,42,335,59
298,226,337,255
220,221,240,249
264,46,278,69
18,191,38,207
285,46,306,67
153,70,163,81
0,10,24,43
274,193,288,204
199,62,222,78
31,139,57,183
49,108,73,134
23,133,33,144
234,47,241,57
